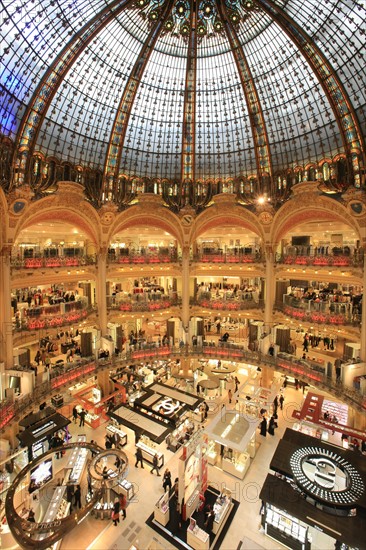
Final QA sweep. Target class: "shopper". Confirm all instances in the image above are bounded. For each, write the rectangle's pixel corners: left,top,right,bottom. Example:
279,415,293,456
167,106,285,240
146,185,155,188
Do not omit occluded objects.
259,415,267,437
74,484,81,509
79,408,86,427
268,416,277,436
204,509,215,532
27,509,36,522
228,389,232,404
335,357,342,382
119,493,127,520
112,498,120,526
273,395,278,416
72,406,78,424
135,447,144,468
302,333,309,352
66,483,74,513
279,394,284,410
151,453,161,476
163,468,172,492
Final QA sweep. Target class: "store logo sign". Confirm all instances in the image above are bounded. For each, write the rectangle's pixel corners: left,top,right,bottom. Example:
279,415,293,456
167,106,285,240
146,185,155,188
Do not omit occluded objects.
290,447,364,505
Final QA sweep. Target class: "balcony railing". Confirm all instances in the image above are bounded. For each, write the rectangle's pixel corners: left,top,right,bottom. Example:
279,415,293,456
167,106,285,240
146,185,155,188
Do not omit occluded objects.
193,296,263,311
274,301,361,327
108,250,179,265
1,344,365,431
108,296,180,312
14,299,91,332
276,253,364,268
11,255,97,269
194,252,262,264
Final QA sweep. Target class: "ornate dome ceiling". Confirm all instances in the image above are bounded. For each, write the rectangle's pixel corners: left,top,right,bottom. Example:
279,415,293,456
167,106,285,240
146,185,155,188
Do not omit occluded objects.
0,0,365,202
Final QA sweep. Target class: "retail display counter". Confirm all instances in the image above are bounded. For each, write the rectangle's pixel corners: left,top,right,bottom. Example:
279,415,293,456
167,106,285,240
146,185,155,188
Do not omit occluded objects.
106,423,128,447
154,492,170,526
222,452,250,479
263,504,310,550
187,521,209,550
65,434,88,483
35,486,70,546
206,440,218,466
114,478,135,500
75,404,100,429
166,418,195,452
136,440,164,468
212,492,232,535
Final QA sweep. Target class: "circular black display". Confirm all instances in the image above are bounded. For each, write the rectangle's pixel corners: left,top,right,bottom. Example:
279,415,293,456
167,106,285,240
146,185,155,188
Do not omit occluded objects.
290,446,364,506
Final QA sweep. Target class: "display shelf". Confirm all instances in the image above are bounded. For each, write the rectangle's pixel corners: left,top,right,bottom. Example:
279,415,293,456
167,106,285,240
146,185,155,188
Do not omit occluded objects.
106,424,128,447
187,524,210,550
321,399,348,425
114,478,135,500
136,441,164,468
264,505,310,550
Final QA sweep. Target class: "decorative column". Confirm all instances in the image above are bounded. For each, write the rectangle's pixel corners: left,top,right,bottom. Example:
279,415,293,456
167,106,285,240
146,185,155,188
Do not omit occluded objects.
361,254,366,362
264,245,275,330
181,245,190,331
96,247,108,336
0,245,14,369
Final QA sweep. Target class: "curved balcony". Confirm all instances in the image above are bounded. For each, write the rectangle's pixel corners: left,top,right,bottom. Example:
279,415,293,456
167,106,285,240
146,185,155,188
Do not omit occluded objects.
108,248,178,265
276,253,364,268
193,296,263,311
14,299,91,332
1,344,365,431
107,295,181,313
194,251,262,264
274,300,361,327
11,255,97,269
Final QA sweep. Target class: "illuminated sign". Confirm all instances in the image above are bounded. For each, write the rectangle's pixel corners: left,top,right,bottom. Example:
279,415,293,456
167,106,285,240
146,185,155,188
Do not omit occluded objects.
290,447,364,506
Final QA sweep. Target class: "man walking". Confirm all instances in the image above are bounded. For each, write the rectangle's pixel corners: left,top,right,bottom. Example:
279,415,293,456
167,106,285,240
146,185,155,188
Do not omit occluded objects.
151,453,161,476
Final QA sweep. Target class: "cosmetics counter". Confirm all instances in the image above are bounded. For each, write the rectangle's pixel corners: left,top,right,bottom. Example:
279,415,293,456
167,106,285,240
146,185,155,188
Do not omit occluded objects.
262,504,311,550
212,490,232,535
136,438,164,468
75,404,100,429
165,417,196,452
204,411,257,479
292,421,329,441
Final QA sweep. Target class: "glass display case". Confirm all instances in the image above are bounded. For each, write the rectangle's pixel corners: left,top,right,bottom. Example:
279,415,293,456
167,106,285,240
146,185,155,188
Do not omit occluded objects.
106,423,128,447
222,451,250,479
65,435,88,484
136,439,164,468
206,440,218,466
187,518,210,550
154,491,170,526
212,490,232,534
35,486,70,547
114,478,135,500
264,504,310,550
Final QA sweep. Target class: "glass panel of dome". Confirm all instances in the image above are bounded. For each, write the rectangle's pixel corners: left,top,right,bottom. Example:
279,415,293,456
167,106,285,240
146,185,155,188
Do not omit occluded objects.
35,11,151,167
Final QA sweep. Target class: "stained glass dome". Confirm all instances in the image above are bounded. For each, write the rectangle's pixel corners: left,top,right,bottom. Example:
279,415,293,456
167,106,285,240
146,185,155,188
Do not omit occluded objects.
0,0,365,204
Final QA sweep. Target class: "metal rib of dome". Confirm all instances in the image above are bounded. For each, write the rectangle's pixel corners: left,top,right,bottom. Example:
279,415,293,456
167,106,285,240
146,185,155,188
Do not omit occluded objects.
0,0,365,197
